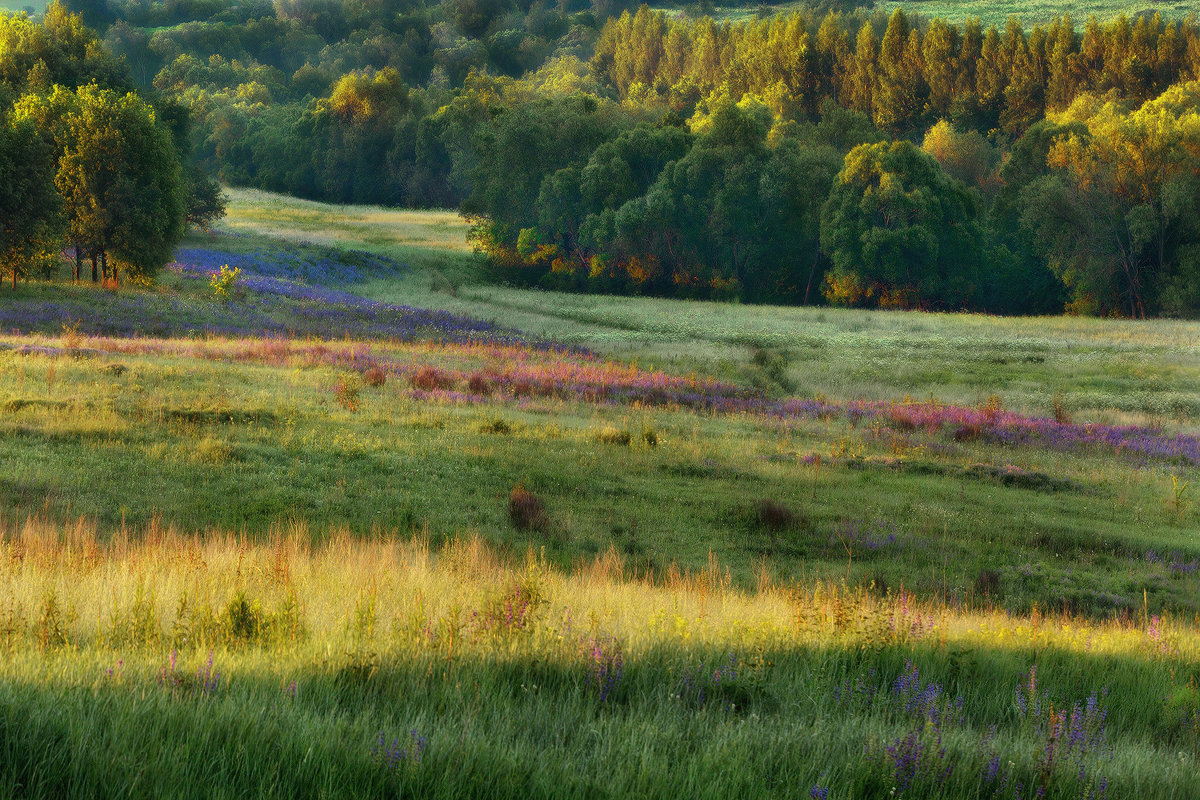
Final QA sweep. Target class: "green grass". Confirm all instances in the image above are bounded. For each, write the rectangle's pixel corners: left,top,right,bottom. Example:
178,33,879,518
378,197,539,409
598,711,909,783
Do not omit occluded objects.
226,188,1200,429
1,531,1197,799
683,1,1194,26
0,1,44,14
8,329,1193,615
878,0,1196,27
0,187,1198,797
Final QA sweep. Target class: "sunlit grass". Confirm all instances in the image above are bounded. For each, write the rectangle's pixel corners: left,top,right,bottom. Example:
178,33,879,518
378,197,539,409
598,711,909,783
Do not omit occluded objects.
1,326,1197,619
1,524,1198,798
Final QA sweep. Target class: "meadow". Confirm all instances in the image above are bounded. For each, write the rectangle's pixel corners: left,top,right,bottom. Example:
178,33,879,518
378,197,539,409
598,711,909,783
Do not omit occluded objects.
1,188,1198,797
690,1,1194,27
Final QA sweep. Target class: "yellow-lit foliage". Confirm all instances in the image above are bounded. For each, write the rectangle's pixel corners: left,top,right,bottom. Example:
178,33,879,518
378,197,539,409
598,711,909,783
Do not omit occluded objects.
1,518,1194,663
328,67,408,124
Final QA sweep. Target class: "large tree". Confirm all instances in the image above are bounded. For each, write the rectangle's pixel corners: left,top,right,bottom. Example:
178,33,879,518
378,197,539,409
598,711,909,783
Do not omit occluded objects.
16,84,185,284
820,139,982,309
1020,83,1200,317
0,112,63,288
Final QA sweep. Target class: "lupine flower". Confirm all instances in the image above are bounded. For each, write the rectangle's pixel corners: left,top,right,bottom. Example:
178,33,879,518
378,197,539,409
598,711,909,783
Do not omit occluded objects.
370,729,427,774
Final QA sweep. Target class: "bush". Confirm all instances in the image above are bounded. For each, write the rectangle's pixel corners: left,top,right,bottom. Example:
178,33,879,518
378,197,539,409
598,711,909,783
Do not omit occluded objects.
509,484,548,532
467,373,493,394
210,264,241,300
362,367,387,387
754,499,805,532
410,366,455,391
975,568,1002,599
333,372,363,411
595,426,632,446
479,417,511,434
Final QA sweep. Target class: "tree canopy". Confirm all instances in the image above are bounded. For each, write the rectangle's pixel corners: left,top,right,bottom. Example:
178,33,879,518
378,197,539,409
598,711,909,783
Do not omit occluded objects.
1,3,211,287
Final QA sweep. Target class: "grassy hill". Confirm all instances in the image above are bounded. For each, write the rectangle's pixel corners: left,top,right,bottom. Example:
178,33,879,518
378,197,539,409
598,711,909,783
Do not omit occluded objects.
685,1,1194,26
0,190,1198,797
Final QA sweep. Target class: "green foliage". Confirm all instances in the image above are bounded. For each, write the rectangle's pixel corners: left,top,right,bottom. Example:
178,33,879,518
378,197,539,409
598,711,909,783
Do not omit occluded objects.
184,164,226,231
820,139,982,309
1020,84,1200,317
0,110,62,288
23,83,186,281
0,2,129,96
1,4,204,286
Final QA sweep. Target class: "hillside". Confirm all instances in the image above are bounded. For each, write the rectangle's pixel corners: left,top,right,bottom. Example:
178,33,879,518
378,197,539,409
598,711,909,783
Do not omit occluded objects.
1,199,1199,796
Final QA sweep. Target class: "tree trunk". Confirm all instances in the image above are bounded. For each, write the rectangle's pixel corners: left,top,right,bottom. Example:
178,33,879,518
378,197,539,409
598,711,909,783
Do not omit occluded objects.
803,248,821,306
100,250,108,284
73,245,81,284
90,253,98,283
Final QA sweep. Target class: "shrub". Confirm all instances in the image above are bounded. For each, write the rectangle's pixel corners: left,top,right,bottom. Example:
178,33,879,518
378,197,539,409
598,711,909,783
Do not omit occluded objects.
1053,392,1072,425
224,592,264,643
953,423,983,441
210,264,241,300
509,484,548,532
410,366,455,391
980,394,1004,422
362,367,387,387
975,568,1002,598
755,499,805,532
479,417,511,434
334,372,363,411
467,373,493,394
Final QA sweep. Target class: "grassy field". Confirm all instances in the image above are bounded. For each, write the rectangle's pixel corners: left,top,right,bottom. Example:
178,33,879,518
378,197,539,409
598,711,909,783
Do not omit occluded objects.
2,527,1199,798
679,1,1194,26
0,188,1198,797
0,1,43,14
877,0,1197,26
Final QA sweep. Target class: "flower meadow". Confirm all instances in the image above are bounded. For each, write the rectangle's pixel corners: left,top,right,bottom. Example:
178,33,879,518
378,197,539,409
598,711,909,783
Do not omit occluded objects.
3,242,1197,468
1,233,1199,798
0,244,578,351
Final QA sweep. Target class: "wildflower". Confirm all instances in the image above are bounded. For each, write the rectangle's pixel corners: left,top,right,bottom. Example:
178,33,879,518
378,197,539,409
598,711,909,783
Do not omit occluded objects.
370,729,427,774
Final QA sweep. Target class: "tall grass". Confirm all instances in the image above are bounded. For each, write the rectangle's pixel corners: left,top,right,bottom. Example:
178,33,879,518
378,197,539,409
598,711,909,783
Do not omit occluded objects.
1,520,1197,798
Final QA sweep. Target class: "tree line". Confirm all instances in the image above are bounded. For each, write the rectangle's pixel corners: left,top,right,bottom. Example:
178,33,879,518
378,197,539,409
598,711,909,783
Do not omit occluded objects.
0,4,222,288
594,7,1200,138
460,8,1200,317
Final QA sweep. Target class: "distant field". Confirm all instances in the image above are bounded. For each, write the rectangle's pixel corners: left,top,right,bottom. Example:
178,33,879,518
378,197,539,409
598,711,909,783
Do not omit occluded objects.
0,0,44,14
880,0,1197,26
226,188,1200,430
683,1,1194,26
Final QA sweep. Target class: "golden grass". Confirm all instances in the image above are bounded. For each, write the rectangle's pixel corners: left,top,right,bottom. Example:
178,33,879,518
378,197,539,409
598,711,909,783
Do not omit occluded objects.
2,516,1195,663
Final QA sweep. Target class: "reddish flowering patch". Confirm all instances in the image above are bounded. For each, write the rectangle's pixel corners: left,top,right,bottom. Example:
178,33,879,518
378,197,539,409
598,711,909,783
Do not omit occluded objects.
410,365,455,391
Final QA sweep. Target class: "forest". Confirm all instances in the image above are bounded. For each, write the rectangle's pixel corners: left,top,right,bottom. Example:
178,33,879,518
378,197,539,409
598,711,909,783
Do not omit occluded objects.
4,1,1200,315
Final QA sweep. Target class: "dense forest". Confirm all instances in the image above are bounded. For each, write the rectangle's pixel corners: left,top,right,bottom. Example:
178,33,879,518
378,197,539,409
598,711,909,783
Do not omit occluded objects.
5,1,1200,315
